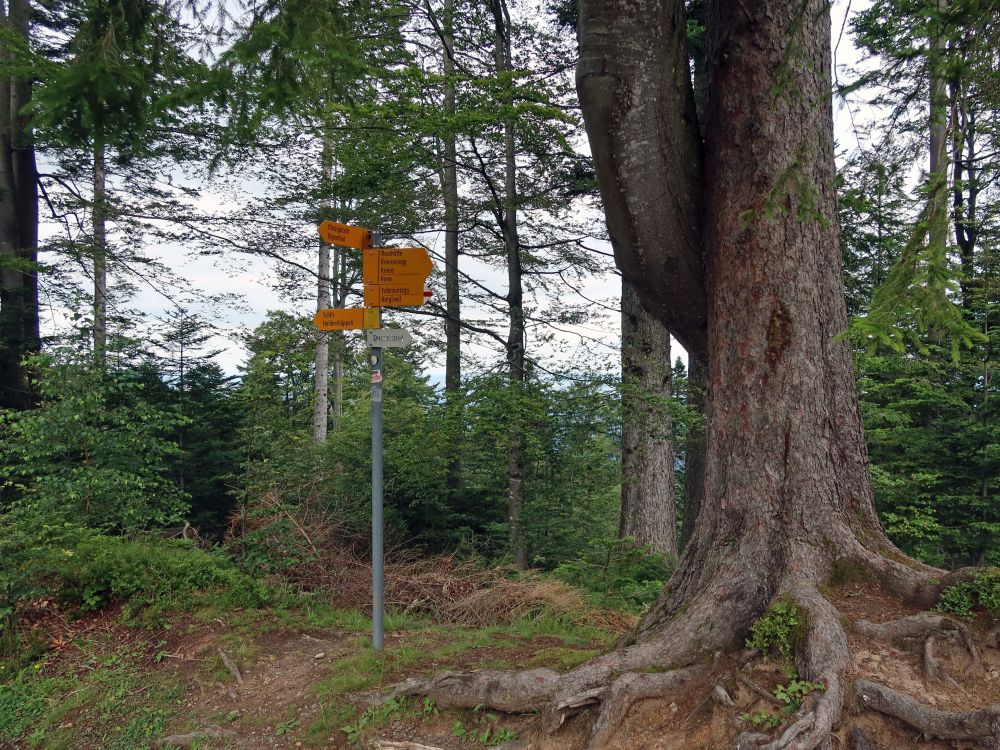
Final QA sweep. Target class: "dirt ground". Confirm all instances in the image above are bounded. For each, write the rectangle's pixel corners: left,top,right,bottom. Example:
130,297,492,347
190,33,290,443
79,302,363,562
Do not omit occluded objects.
8,579,1000,750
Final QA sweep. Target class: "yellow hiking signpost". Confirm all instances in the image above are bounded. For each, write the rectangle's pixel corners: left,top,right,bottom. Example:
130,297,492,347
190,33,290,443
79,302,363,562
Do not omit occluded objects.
312,221,434,653
363,247,433,285
313,307,380,331
318,220,370,250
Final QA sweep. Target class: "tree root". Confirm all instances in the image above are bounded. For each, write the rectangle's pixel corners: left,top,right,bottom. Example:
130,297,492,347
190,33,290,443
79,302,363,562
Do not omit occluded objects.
854,613,982,679
856,549,979,611
923,635,960,689
853,613,955,642
564,667,708,746
855,680,1000,746
393,578,860,749
390,568,992,749
739,674,784,706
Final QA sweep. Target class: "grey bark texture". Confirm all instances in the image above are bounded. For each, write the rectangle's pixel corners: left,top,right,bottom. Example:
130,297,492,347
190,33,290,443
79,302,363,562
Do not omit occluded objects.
313,137,334,442
92,141,108,371
679,353,706,549
489,0,527,569
927,0,950,257
576,0,706,359
620,278,676,557
312,237,331,442
0,0,39,410
441,0,464,503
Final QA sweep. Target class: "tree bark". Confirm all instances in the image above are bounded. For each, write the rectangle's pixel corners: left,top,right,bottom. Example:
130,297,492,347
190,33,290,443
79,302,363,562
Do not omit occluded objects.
396,0,961,744
620,278,676,557
630,0,900,646
489,0,527,569
331,246,345,432
313,135,334,442
441,0,463,504
679,353,706,550
950,73,977,309
0,0,39,409
93,140,108,371
577,0,706,359
927,0,949,260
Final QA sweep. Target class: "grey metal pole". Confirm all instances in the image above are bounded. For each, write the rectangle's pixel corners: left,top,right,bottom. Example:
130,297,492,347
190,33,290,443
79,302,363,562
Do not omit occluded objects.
371,231,385,652
371,342,384,651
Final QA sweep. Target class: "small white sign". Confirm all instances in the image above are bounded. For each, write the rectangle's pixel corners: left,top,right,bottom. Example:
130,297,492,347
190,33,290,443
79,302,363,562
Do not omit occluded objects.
367,329,413,348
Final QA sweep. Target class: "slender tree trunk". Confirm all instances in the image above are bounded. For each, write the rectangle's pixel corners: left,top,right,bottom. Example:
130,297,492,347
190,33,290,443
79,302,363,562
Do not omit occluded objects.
313,238,331,441
93,140,108,371
331,246,345,432
441,0,464,503
490,0,527,569
620,279,676,557
313,135,334,442
927,0,949,258
0,0,39,409
950,73,977,309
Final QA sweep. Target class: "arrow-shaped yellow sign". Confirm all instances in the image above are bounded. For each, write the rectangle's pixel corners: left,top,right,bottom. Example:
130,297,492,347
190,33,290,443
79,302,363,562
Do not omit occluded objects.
313,307,380,331
318,221,371,250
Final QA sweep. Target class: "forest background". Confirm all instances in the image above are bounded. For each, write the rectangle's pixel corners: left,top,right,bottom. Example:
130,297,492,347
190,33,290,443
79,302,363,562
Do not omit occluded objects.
0,0,997,734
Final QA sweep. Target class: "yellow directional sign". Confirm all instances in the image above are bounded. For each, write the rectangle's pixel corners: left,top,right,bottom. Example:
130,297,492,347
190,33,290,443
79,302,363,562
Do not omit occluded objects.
314,307,381,331
364,281,427,308
363,247,433,286
318,221,371,250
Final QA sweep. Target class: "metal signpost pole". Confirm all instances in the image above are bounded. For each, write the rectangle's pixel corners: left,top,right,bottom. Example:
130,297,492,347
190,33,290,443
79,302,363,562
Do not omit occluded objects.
370,232,385,652
371,342,384,651
314,223,428,653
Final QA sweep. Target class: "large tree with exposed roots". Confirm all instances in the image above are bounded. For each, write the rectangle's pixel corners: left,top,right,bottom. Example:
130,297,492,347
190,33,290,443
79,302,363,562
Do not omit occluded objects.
396,0,992,747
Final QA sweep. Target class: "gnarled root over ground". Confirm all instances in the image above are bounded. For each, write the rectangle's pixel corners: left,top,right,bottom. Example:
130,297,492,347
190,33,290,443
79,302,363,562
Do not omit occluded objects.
390,568,998,750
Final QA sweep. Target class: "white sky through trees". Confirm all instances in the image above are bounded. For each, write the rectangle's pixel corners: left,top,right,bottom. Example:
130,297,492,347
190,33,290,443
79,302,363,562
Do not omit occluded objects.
36,0,875,381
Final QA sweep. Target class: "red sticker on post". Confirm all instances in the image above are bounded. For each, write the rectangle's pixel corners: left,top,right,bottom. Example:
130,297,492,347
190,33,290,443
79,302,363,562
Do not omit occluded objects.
371,372,383,384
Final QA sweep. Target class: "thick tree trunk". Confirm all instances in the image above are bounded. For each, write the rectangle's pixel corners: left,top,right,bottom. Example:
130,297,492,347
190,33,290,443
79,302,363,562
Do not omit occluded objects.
577,0,706,358
397,0,963,744
0,0,39,409
93,140,108,371
441,0,463,504
631,0,902,646
620,279,676,557
490,0,527,569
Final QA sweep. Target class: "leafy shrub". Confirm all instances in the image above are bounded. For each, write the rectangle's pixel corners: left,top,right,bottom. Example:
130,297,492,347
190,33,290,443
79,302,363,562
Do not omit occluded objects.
51,534,270,622
1,509,270,637
937,569,1000,618
552,537,672,611
746,600,805,659
0,351,188,531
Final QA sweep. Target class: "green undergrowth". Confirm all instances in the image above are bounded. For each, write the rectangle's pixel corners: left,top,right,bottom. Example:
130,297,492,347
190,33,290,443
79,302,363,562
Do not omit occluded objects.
739,678,824,731
1,520,272,644
937,569,1000,619
551,536,673,611
746,600,807,669
0,643,184,750
305,616,614,747
2,523,622,749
